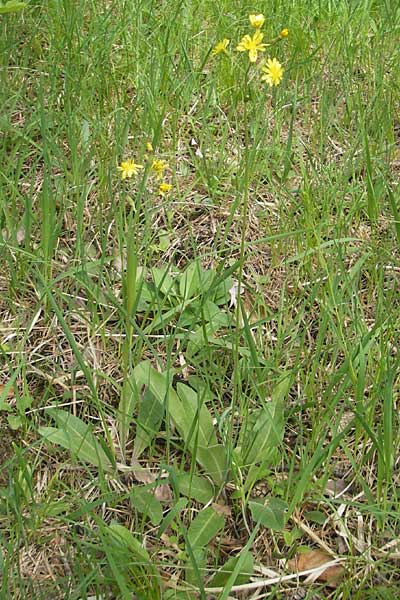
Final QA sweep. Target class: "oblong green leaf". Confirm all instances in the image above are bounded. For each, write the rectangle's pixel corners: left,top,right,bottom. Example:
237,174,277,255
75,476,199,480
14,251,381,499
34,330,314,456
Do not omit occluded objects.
185,547,206,586
197,444,228,485
176,383,217,448
248,497,288,531
39,409,113,471
243,376,290,465
130,487,163,525
151,266,177,297
133,388,164,458
208,551,254,587
134,363,227,484
0,1,27,14
177,473,214,504
179,261,200,300
134,362,188,436
107,524,150,562
187,507,224,549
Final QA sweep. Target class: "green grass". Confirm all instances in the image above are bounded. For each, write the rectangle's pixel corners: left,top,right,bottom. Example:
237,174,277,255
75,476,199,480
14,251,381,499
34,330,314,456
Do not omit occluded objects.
1,0,400,598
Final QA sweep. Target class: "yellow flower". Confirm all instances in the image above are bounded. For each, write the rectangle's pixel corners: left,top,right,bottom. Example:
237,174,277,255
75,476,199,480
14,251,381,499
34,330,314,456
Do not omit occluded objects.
279,28,289,38
146,141,154,152
117,159,144,179
159,182,172,196
212,38,230,56
236,30,267,63
249,14,265,29
151,159,169,180
261,58,284,86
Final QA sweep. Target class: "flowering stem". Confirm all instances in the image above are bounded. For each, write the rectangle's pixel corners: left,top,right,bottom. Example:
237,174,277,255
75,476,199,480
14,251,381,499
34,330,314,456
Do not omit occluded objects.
231,63,251,460
119,172,148,458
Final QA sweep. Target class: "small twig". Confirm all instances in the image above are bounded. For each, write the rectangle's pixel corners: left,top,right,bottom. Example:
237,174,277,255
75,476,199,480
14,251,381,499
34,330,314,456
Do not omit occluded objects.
290,513,336,557
204,559,346,593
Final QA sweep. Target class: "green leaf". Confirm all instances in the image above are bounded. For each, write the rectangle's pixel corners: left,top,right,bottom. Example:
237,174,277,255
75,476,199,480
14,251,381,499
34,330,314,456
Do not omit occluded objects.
179,261,201,300
202,300,222,321
243,376,290,465
185,547,206,586
187,506,225,549
134,363,227,484
119,372,139,453
248,497,288,531
177,473,214,504
213,276,234,305
107,523,150,562
196,444,228,486
130,488,163,525
208,551,254,587
176,383,217,448
196,268,214,293
0,372,18,411
304,510,327,525
186,312,229,358
159,497,188,537
134,362,174,402
39,409,113,471
0,1,27,14
151,266,177,297
134,362,187,435
7,414,23,430
133,387,164,458
243,401,283,464
283,527,302,546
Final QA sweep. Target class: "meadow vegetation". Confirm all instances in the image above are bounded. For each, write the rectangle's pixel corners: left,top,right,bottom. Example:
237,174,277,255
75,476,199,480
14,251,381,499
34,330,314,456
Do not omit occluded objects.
1,0,400,598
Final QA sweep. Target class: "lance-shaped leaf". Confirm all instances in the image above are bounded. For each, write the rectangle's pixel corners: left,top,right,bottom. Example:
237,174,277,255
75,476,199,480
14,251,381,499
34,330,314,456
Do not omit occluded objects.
130,487,163,525
187,506,225,549
243,376,290,465
208,551,254,587
0,1,27,14
176,383,217,449
179,260,203,300
133,362,228,484
39,409,113,471
248,497,288,531
133,387,164,458
176,473,215,504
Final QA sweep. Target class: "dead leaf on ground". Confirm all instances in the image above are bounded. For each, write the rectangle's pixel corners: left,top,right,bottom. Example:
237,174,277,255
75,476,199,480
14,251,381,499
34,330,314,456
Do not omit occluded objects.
212,502,232,517
324,478,349,497
130,456,172,502
154,482,173,503
228,280,244,308
288,549,344,588
0,382,15,402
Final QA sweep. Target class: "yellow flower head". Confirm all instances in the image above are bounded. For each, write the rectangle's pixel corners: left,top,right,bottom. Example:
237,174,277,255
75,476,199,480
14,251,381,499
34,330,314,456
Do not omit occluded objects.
146,141,154,152
279,28,289,38
159,182,172,196
151,159,169,179
261,57,284,86
236,30,267,63
212,38,230,56
249,14,265,29
117,159,144,179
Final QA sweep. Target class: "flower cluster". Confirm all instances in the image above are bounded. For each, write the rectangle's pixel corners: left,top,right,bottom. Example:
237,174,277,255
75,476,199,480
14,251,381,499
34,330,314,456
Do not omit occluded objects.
117,143,172,197
212,12,287,87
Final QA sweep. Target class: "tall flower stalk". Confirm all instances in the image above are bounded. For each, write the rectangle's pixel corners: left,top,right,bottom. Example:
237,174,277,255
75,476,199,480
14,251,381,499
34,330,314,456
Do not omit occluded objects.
211,13,288,470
